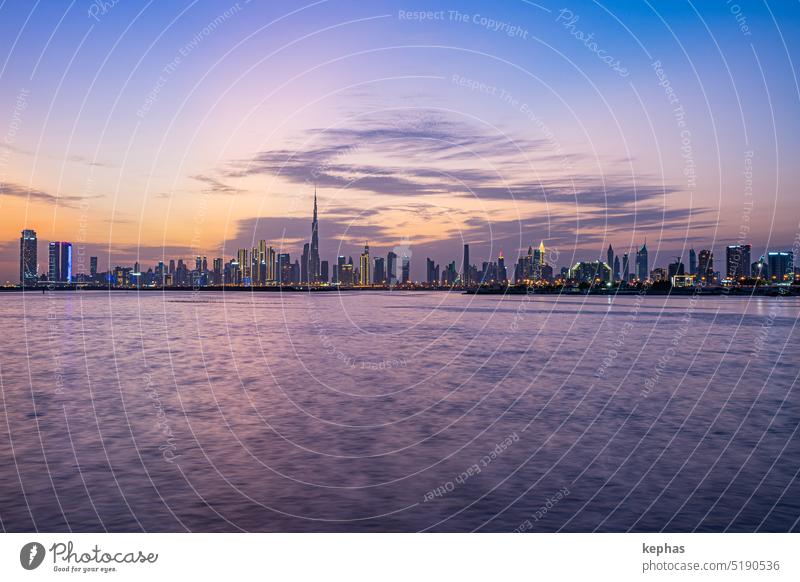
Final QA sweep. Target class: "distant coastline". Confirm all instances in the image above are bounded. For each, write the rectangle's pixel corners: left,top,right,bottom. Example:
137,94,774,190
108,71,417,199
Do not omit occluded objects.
1,284,797,296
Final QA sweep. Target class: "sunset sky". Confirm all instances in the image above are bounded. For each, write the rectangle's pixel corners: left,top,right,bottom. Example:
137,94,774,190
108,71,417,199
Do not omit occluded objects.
1,0,799,282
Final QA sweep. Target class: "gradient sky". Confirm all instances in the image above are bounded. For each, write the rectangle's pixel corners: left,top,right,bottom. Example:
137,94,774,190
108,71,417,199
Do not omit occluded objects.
1,0,799,282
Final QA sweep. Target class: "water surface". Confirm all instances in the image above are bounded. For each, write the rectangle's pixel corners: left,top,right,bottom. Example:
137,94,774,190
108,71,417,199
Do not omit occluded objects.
1,290,798,532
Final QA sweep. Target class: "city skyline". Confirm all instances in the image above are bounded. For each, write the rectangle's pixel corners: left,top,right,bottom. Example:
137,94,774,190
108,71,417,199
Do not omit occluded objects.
2,2,800,283
9,192,798,288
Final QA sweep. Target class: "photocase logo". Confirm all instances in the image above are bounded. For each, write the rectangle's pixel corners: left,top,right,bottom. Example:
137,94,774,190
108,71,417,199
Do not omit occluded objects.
20,542,46,570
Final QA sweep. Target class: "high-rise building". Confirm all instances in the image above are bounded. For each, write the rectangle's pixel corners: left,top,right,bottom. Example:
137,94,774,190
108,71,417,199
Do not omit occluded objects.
301,243,310,284
497,252,507,283
276,253,290,283
752,256,768,280
213,258,223,285
636,242,648,281
698,249,714,283
442,261,458,285
333,255,345,284
339,263,354,286
320,260,329,283
402,254,411,284
48,241,72,283
373,257,385,284
250,247,258,284
48,242,59,282
387,251,397,286
462,244,470,287
607,245,614,280
266,246,277,282
613,256,621,282
689,248,697,275
237,249,249,284
726,244,751,279
359,243,371,286
622,253,630,282
767,251,793,282
19,229,38,287
255,240,266,284
426,258,438,285
309,189,321,282
177,259,189,285
90,256,98,277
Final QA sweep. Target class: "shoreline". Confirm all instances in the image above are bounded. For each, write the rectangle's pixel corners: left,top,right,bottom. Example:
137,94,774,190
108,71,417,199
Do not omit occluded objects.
1,285,797,297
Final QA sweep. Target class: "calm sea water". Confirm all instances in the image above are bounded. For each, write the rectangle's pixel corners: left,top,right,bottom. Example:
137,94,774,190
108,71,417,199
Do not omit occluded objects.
1,290,798,532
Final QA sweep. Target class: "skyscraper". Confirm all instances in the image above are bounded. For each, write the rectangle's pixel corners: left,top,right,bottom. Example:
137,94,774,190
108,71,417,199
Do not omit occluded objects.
291,260,300,284
48,242,59,282
767,251,793,282
213,258,223,285
335,255,346,284
622,253,630,282
525,245,534,280
250,247,258,284
402,254,411,284
90,256,98,278
636,242,648,281
373,257,385,284
752,256,768,280
387,251,397,287
442,261,457,285
359,243,371,286
19,229,37,287
698,249,714,282
320,260,329,283
462,244,470,287
309,189,321,283
726,244,751,279
426,258,439,285
257,240,267,284
689,248,697,275
301,243,310,283
607,244,614,280
278,253,291,283
497,252,507,283
613,256,620,282
48,242,72,283
267,246,276,282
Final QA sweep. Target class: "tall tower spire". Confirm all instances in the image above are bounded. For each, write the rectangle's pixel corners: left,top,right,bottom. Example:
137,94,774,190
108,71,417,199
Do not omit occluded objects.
309,186,320,283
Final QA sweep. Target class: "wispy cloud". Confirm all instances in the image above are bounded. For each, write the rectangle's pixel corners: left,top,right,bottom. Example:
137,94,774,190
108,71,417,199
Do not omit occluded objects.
190,174,243,195
0,181,101,209
221,112,684,212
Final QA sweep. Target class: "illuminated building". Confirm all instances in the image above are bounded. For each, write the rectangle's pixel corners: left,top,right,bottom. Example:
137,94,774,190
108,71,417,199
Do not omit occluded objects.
19,229,37,287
